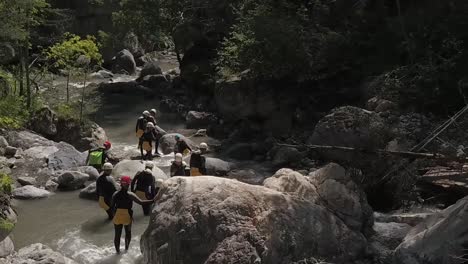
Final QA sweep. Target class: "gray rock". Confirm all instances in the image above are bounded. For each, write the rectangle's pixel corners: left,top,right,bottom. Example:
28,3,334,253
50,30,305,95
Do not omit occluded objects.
374,212,433,227
264,168,319,202
111,49,136,75
0,136,8,149
12,186,51,199
57,171,88,190
272,146,303,167
158,133,196,155
29,106,58,138
79,182,97,200
47,142,87,171
373,222,411,250
90,69,113,79
227,169,264,185
77,166,100,181
112,160,168,181
185,111,218,129
205,157,231,176
141,176,368,264
0,237,14,258
0,207,16,243
45,180,59,192
138,74,170,91
139,61,162,80
17,177,36,186
4,243,77,264
4,146,17,157
23,145,59,160
4,130,55,150
393,196,468,264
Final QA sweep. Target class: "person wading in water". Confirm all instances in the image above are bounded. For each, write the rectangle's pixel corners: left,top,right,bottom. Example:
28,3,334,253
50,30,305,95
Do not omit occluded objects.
131,162,156,216
111,176,157,254
96,162,118,220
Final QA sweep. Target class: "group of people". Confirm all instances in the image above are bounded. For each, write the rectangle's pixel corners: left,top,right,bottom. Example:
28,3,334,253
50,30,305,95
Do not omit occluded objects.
83,108,211,254
136,109,161,160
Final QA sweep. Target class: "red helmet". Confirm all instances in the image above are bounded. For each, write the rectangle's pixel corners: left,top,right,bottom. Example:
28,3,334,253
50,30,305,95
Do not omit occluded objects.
103,141,112,149
120,176,132,186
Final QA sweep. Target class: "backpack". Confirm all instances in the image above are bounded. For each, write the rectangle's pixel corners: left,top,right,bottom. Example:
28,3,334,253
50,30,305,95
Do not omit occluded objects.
88,149,104,165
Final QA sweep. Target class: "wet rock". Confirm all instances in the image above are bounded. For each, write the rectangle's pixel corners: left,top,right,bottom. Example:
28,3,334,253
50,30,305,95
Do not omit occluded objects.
47,142,87,171
139,62,163,80
373,222,411,250
4,243,77,264
0,236,14,258
185,111,218,129
45,180,59,192
226,169,264,185
272,146,303,167
12,186,51,199
17,177,36,186
309,163,374,235
139,74,170,91
158,133,196,155
374,212,433,227
418,166,468,200
205,157,231,176
393,196,468,264
79,182,97,200
112,160,168,181
57,171,88,190
77,166,100,181
29,106,58,138
141,177,368,264
90,69,113,79
111,49,136,75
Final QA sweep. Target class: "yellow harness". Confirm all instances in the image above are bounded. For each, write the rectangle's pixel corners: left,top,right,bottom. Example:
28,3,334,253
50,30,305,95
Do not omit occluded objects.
142,141,152,151
98,196,110,211
135,190,147,200
136,129,144,138
113,209,132,226
190,168,202,176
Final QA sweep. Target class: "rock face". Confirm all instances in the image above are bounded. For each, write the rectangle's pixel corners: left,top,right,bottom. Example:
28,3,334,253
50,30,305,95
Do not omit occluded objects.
48,142,87,171
158,134,196,155
29,107,58,138
4,243,77,264
112,160,168,180
0,236,14,258
111,49,137,75
57,171,88,190
12,186,51,199
185,111,218,129
393,196,468,264
141,176,369,264
204,157,231,176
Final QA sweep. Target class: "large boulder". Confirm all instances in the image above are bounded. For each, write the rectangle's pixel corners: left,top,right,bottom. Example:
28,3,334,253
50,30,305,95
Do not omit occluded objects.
263,168,319,202
17,177,37,186
55,120,108,152
47,142,87,171
271,146,304,167
393,196,468,264
138,74,171,91
12,186,51,199
4,243,77,264
57,171,88,190
112,160,168,181
79,182,97,200
4,130,55,150
226,169,265,185
308,106,390,150
205,157,231,176
158,134,196,155
29,106,58,138
111,49,136,75
139,62,163,80
0,236,14,258
23,145,59,160
141,176,368,264
77,166,100,181
185,111,218,129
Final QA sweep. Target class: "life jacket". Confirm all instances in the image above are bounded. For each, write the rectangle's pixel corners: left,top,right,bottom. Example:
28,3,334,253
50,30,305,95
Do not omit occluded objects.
190,152,206,169
88,149,104,166
96,174,116,198
134,170,154,193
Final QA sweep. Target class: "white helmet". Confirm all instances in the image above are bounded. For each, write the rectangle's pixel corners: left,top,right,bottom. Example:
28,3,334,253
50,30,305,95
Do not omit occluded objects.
145,161,154,169
199,142,208,150
102,162,113,170
175,153,183,162
150,109,157,115
143,110,150,116
146,122,155,128
155,179,164,187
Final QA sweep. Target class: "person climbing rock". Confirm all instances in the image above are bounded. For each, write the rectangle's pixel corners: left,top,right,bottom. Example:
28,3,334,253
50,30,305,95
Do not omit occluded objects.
96,162,118,220
111,176,156,254
170,153,189,177
131,162,156,216
139,122,158,160
135,111,150,139
86,141,112,171
190,143,208,176
174,134,191,156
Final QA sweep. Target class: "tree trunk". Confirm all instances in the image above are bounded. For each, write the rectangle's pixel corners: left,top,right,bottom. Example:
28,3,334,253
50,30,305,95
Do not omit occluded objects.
25,46,31,109
66,70,70,103
19,48,24,96
79,69,87,126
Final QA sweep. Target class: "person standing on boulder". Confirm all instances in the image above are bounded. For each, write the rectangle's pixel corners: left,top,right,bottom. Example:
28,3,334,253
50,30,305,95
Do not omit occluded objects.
170,153,189,176
96,162,118,220
174,134,191,156
86,141,112,171
148,109,161,156
131,162,156,216
190,143,208,176
149,109,157,124
139,122,158,160
135,111,150,139
111,176,156,254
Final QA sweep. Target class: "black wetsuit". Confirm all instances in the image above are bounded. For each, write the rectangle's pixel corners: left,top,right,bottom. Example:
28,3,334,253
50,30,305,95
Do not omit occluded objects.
170,161,188,177
111,190,133,253
135,117,147,133
131,170,156,215
139,130,158,160
96,173,117,219
175,140,191,154
190,152,206,175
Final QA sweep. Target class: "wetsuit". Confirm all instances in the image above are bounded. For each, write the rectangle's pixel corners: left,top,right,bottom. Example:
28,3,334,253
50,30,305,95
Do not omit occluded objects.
135,117,147,138
96,173,117,219
111,189,154,253
170,161,189,177
131,170,156,215
189,151,206,176
86,148,108,171
139,130,158,160
175,140,191,155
